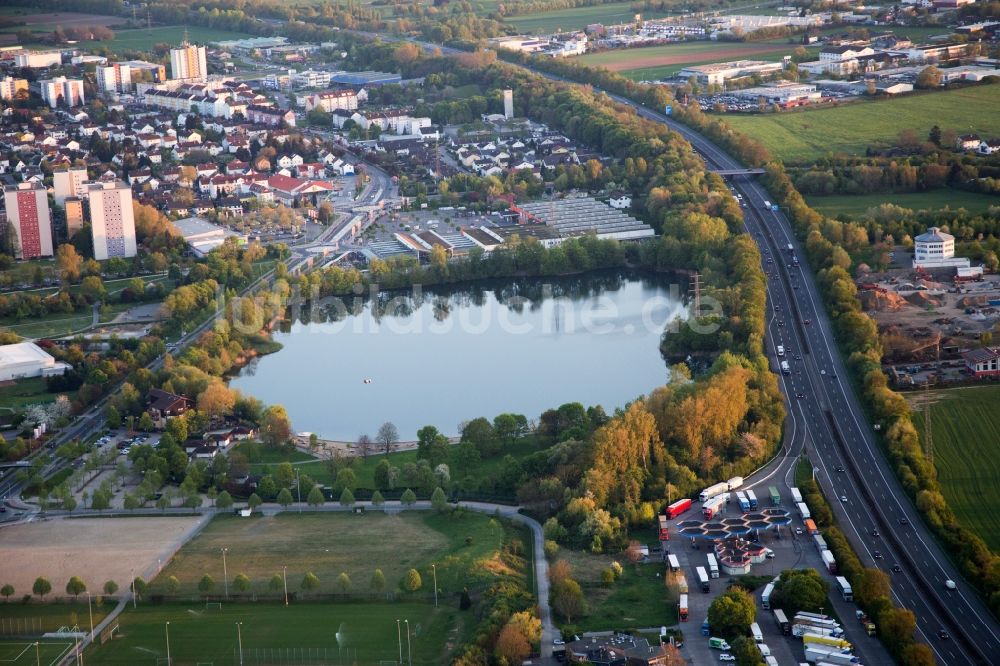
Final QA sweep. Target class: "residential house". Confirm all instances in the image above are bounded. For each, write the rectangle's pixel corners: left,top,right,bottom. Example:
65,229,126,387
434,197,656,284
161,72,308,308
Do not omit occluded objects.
147,388,193,429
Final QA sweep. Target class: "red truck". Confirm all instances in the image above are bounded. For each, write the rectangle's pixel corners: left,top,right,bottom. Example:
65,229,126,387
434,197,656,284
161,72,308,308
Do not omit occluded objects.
665,498,692,519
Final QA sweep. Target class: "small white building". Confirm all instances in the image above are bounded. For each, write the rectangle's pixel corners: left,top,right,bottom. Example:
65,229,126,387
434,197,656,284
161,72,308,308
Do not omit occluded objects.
913,226,969,270
609,193,632,209
0,342,71,382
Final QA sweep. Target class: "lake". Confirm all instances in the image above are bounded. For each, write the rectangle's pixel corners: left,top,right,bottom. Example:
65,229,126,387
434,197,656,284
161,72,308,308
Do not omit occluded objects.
230,271,687,440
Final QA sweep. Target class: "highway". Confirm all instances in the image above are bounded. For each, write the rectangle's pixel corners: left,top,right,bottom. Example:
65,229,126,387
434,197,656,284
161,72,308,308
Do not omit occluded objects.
606,97,1000,665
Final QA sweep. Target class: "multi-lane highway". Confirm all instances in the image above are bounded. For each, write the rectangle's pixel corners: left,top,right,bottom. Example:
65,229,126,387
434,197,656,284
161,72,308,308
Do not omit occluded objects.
607,98,1000,665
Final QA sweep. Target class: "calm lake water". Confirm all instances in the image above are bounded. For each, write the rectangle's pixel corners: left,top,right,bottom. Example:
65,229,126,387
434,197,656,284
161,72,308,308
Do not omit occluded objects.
230,272,687,440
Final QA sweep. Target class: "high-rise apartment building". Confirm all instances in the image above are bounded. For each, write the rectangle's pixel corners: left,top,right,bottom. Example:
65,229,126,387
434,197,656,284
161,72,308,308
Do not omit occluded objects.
169,43,208,81
39,76,85,108
96,63,132,93
3,183,54,259
87,181,137,261
64,197,85,238
0,76,28,100
503,89,514,119
53,166,88,206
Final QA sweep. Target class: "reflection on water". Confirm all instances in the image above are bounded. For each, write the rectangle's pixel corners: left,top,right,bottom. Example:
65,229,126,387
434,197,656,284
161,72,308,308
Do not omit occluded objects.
231,271,687,440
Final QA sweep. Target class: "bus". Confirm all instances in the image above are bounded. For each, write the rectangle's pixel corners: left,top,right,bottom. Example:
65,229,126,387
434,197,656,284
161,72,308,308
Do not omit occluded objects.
668,554,680,572
707,553,720,579
790,487,803,504
768,486,781,506
746,489,758,510
773,609,791,635
836,576,853,602
696,566,710,593
761,583,774,610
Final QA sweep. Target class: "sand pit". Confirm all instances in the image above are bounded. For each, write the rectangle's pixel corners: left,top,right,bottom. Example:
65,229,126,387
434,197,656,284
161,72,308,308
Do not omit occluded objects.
600,44,788,72
0,516,201,597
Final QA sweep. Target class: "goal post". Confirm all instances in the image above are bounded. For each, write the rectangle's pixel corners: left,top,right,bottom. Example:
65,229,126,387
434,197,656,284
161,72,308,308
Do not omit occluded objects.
204,602,223,611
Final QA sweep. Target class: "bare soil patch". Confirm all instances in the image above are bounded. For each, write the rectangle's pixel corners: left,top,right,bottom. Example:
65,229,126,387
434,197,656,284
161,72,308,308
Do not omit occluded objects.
0,516,200,597
15,13,127,28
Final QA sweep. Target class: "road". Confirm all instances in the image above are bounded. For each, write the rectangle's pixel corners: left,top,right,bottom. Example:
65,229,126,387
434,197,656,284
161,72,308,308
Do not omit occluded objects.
608,99,1000,664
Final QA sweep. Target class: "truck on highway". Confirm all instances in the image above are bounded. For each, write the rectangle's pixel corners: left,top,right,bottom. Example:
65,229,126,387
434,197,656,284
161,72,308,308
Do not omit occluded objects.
658,514,670,541
769,485,781,506
707,553,720,579
803,632,852,651
708,637,731,651
791,487,803,504
700,482,729,502
746,489,758,510
703,494,726,519
668,554,681,572
737,491,750,512
781,360,791,375
804,518,818,535
787,243,794,253
803,646,859,665
821,549,838,573
679,593,689,622
773,609,791,635
797,501,811,520
696,566,710,592
666,498,693,518
750,622,763,643
836,576,853,601
761,583,774,610
813,534,828,552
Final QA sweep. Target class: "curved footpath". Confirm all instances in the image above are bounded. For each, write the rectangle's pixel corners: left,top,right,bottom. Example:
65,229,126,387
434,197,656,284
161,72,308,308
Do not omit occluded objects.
38,500,554,664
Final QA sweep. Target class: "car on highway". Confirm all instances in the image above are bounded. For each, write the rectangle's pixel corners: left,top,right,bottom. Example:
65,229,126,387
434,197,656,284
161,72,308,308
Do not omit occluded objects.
795,393,805,399
795,527,803,535
803,319,811,325
899,517,909,526
938,630,950,640
871,529,879,537
891,565,902,573
836,465,845,472
873,550,882,559
945,579,956,590
840,495,848,503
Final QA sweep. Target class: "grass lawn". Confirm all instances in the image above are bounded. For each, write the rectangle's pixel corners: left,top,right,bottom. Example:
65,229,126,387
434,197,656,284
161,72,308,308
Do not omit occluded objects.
505,2,671,34
150,511,525,597
0,640,76,666
723,84,1000,163
555,550,678,632
806,188,1000,218
0,602,109,634
0,376,61,408
85,602,457,666
91,26,253,52
910,385,1000,552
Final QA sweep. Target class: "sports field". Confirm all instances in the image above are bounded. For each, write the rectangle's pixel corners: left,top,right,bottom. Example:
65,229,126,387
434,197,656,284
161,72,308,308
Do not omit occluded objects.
84,602,456,665
578,41,796,80
91,26,253,51
0,641,75,666
150,511,526,596
806,188,1000,218
910,385,1000,552
724,84,1000,163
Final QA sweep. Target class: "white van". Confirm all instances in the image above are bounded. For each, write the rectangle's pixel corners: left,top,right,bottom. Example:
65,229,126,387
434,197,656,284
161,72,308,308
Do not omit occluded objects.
776,345,785,357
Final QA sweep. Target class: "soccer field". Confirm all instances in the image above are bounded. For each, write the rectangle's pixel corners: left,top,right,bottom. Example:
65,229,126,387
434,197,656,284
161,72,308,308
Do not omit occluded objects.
0,641,75,666
806,188,1000,218
910,385,1000,552
84,602,457,665
723,84,1000,163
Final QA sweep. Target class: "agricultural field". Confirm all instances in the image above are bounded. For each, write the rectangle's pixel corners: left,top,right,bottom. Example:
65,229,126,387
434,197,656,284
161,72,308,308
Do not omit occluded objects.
149,511,528,597
806,188,1000,218
505,2,671,34
577,41,805,81
91,26,253,52
910,385,1000,552
723,84,1000,163
84,602,457,665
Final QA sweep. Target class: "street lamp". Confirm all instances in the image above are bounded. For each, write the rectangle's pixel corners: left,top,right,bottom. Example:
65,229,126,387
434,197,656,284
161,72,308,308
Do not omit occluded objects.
404,619,412,666
282,566,288,606
130,568,136,610
165,621,171,666
34,642,40,666
236,622,244,666
85,591,94,640
295,469,301,512
396,620,402,664
431,564,437,608
222,548,229,600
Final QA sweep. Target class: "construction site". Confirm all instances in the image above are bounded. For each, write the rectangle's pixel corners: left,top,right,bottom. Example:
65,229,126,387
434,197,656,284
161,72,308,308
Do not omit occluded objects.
857,263,1000,387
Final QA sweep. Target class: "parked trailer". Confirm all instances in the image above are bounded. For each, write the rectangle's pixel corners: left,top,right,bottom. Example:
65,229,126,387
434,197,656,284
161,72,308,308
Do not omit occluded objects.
803,646,860,665
794,613,843,632
696,566,710,592
707,553,720,579
668,554,681,572
750,622,763,643
765,657,779,666
794,624,845,639
791,487,803,504
726,476,744,491
804,518,818,535
797,502,811,520
773,609,791,635
679,593,689,622
666,498,693,518
761,583,774,610
813,534,828,552
803,632,852,651
700,482,729,502
746,489,758,510
769,485,781,506
836,576,853,602
821,549,838,573
703,494,726,519
658,515,670,541
737,491,750,512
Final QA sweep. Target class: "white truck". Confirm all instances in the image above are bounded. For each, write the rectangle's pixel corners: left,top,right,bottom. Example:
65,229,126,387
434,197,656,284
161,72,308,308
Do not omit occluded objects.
797,501,811,520
707,553,720,579
804,645,859,665
750,622,763,643
791,487,803,504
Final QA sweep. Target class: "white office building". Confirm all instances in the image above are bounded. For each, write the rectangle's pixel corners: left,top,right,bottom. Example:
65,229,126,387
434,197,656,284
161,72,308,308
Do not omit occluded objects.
913,226,969,270
87,181,137,261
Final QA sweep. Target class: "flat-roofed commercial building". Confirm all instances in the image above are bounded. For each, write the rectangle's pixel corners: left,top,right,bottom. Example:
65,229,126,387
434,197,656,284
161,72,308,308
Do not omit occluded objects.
678,60,783,86
0,342,71,382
